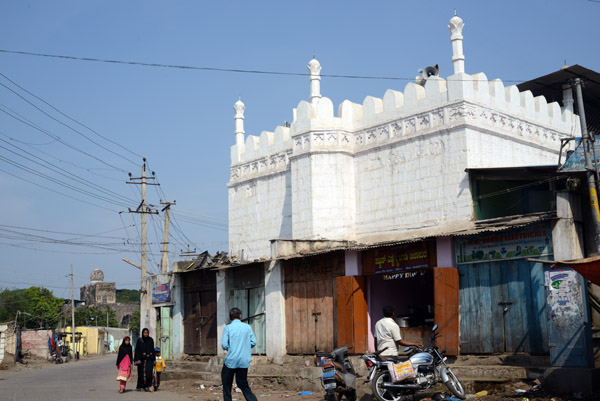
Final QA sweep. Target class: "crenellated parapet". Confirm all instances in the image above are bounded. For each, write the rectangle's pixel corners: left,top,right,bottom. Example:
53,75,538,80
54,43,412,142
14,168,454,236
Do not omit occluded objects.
229,70,578,184
229,12,578,186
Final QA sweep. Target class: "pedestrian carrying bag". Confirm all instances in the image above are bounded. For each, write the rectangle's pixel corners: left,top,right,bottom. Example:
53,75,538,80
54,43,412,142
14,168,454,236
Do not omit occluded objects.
388,360,416,382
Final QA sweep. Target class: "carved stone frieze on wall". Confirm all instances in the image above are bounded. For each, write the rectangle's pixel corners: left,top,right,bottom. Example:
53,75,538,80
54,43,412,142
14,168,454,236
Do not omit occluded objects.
314,133,324,146
405,118,416,135
391,122,402,137
418,114,430,131
431,110,444,128
449,104,477,121
326,133,337,146
378,125,390,141
366,129,377,144
230,150,291,183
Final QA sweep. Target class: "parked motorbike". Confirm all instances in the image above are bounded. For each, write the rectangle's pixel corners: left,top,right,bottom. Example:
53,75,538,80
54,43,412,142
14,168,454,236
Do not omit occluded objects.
50,349,63,364
314,346,358,401
361,324,465,401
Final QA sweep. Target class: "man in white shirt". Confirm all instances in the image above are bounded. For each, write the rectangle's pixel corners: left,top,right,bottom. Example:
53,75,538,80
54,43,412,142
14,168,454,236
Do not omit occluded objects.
374,306,423,356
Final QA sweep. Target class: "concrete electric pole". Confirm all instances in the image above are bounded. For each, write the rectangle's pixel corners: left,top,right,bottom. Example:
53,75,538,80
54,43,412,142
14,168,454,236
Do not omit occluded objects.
70,264,75,360
160,201,176,273
573,78,600,254
126,159,159,332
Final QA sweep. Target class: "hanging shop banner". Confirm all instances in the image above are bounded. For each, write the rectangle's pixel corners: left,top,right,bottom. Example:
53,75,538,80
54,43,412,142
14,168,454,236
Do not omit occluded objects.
370,242,429,274
152,283,171,304
455,225,553,264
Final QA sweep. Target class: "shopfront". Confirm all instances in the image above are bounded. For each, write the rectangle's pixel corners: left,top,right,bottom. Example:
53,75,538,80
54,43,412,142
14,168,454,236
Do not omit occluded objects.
455,224,552,354
361,240,459,355
228,263,266,355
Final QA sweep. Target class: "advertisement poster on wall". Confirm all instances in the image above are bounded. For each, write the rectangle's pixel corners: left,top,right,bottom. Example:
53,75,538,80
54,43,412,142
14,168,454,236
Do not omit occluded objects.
152,284,171,304
455,225,553,264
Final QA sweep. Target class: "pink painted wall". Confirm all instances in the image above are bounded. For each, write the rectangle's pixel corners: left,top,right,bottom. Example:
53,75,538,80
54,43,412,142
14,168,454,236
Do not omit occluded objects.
21,330,53,358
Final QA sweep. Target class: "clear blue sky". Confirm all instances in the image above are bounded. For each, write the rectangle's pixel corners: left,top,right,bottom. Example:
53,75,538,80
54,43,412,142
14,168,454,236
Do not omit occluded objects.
1,0,598,298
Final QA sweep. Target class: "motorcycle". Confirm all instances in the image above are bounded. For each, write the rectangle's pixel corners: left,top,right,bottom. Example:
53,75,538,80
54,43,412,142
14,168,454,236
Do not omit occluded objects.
361,324,465,401
50,349,63,364
314,346,358,401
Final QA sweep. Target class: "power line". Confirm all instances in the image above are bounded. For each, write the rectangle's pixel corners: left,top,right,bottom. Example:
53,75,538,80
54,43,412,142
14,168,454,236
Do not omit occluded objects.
0,71,143,160
0,104,127,172
0,80,139,167
0,153,131,208
0,167,118,212
0,135,136,205
0,49,529,83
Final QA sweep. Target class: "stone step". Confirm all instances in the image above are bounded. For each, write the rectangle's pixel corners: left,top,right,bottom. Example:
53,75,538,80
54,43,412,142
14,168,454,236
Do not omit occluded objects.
449,365,545,380
452,354,550,366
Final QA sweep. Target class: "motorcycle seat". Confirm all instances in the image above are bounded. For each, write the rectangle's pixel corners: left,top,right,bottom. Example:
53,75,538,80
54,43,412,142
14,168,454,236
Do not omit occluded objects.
323,361,344,370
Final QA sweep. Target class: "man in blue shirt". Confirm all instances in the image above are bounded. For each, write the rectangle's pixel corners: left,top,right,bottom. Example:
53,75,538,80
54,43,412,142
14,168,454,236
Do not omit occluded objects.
221,307,258,401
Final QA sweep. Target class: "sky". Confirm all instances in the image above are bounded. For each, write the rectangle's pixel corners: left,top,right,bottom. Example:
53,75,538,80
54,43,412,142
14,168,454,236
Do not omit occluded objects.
0,0,599,298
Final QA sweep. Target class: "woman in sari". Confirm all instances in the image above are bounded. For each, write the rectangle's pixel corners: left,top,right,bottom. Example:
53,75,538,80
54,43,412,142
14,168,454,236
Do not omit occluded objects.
116,336,133,393
134,328,155,392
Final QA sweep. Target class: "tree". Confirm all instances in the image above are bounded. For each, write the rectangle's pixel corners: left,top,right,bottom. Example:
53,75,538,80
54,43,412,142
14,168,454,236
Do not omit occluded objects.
0,287,63,329
129,308,140,333
116,289,140,304
74,305,120,327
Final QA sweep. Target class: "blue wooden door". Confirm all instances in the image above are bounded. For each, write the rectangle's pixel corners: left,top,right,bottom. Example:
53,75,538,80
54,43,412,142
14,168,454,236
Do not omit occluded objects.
230,288,266,355
458,259,549,354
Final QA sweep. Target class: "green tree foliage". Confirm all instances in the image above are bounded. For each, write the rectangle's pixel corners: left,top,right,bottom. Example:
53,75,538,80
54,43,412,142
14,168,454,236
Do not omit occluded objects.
0,287,64,329
129,308,140,332
115,289,140,304
74,306,119,327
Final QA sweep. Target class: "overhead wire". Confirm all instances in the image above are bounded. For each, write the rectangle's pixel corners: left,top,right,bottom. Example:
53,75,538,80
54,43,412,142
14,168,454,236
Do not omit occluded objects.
0,71,143,160
0,49,528,82
0,153,131,208
0,135,137,205
0,80,138,166
0,167,118,212
0,104,127,172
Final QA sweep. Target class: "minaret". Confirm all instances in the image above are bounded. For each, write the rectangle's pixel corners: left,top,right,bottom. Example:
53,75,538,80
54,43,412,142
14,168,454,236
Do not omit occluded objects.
307,56,322,102
562,83,574,113
234,98,245,147
448,12,465,74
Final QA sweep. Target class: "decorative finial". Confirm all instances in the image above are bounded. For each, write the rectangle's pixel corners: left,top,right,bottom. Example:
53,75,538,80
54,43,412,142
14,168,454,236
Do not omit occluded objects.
448,13,465,74
307,57,322,102
313,51,316,59
454,8,456,16
234,98,245,144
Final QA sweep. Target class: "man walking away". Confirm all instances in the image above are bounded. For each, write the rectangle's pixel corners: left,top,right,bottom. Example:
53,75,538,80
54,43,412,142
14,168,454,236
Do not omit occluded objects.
375,305,422,356
221,307,258,401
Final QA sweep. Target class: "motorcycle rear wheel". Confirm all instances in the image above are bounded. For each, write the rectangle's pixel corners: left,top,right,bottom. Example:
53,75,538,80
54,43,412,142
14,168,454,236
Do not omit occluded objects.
325,390,336,401
444,368,465,399
372,371,405,401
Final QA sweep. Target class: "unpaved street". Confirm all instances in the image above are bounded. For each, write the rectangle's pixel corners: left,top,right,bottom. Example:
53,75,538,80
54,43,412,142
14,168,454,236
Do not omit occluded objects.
0,355,191,401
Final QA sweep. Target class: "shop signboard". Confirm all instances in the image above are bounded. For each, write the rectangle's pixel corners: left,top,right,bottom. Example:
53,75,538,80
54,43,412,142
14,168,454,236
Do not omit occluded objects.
455,225,552,264
371,242,429,274
152,283,171,304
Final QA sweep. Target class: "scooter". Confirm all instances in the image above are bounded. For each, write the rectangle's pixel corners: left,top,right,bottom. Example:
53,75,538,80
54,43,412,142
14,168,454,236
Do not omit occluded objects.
361,324,465,401
314,346,357,401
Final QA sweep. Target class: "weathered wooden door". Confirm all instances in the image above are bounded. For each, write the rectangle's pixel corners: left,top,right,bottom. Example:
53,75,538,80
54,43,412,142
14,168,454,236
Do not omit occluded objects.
285,280,336,354
230,287,266,355
183,292,201,354
433,268,459,355
336,276,368,353
199,290,217,354
458,259,549,354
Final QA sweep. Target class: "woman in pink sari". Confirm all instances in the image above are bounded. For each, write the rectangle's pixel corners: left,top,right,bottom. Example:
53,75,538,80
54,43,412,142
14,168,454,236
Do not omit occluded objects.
116,336,133,393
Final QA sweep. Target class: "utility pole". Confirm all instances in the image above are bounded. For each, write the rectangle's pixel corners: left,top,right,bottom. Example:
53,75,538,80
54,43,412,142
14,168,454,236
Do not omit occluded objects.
127,159,159,279
126,158,159,332
70,264,76,360
160,201,176,273
180,246,199,261
573,78,600,254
